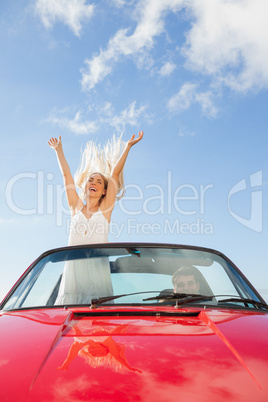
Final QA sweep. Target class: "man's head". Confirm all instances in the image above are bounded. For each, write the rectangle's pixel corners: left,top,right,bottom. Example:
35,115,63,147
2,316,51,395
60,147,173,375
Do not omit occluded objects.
172,266,201,294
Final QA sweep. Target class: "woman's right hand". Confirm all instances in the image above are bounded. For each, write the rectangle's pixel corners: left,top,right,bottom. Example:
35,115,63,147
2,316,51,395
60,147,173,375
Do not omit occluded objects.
48,136,62,151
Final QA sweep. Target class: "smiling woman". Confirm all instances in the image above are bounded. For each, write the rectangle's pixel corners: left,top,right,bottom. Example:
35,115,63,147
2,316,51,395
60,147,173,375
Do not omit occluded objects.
48,133,143,304
48,133,143,245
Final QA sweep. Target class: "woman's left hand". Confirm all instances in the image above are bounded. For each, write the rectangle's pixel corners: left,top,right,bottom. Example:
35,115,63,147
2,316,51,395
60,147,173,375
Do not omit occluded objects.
127,131,143,147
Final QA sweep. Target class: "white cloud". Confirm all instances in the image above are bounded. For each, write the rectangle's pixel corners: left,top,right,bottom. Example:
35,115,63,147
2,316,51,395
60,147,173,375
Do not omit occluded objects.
112,0,127,7
158,61,176,77
35,0,94,37
167,82,217,117
80,0,268,96
0,218,18,225
183,0,268,92
195,91,218,117
46,102,149,134
81,0,185,90
168,82,197,111
102,101,148,132
178,129,195,137
47,110,98,135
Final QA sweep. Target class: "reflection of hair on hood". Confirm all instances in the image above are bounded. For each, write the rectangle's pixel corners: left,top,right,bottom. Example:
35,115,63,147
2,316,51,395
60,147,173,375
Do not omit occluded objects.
74,135,126,200
78,339,128,372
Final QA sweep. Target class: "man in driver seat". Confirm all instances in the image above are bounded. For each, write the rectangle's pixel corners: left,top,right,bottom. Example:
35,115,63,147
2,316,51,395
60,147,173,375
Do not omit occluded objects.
172,266,201,294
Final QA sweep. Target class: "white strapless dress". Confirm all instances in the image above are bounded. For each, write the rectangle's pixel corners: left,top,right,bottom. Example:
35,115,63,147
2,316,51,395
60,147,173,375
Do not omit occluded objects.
68,209,109,246
55,209,113,305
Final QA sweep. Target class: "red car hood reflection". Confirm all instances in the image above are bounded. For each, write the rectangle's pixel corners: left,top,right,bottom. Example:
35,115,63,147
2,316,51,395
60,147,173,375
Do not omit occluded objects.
0,307,268,402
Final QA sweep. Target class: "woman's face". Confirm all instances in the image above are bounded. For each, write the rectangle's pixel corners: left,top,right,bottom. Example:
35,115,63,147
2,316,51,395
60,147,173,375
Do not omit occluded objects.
85,173,107,199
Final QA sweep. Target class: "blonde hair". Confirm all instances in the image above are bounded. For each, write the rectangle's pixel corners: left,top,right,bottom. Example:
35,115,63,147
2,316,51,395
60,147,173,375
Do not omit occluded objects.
74,135,126,201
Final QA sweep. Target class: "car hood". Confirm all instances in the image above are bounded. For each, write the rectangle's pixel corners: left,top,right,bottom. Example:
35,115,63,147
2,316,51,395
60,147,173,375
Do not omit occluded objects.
0,307,268,402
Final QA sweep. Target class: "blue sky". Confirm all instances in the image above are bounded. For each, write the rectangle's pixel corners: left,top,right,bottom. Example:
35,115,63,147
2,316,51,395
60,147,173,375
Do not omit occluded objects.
0,0,268,301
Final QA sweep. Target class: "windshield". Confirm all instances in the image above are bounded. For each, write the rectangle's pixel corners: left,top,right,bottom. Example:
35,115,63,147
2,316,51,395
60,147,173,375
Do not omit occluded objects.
1,245,264,311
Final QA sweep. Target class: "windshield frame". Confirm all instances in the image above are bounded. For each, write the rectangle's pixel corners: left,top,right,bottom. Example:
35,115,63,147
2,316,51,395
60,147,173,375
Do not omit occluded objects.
1,242,266,311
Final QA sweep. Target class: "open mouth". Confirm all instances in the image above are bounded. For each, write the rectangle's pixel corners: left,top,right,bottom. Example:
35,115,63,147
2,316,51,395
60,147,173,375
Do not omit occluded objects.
89,187,97,192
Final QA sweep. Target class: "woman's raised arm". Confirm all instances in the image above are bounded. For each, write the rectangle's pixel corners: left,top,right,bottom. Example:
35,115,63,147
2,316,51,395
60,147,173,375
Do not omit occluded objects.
102,131,143,216
48,136,83,214
111,131,143,180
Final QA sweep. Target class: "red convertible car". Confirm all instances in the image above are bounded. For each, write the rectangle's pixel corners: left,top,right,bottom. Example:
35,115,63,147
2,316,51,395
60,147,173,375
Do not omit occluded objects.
0,243,268,401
